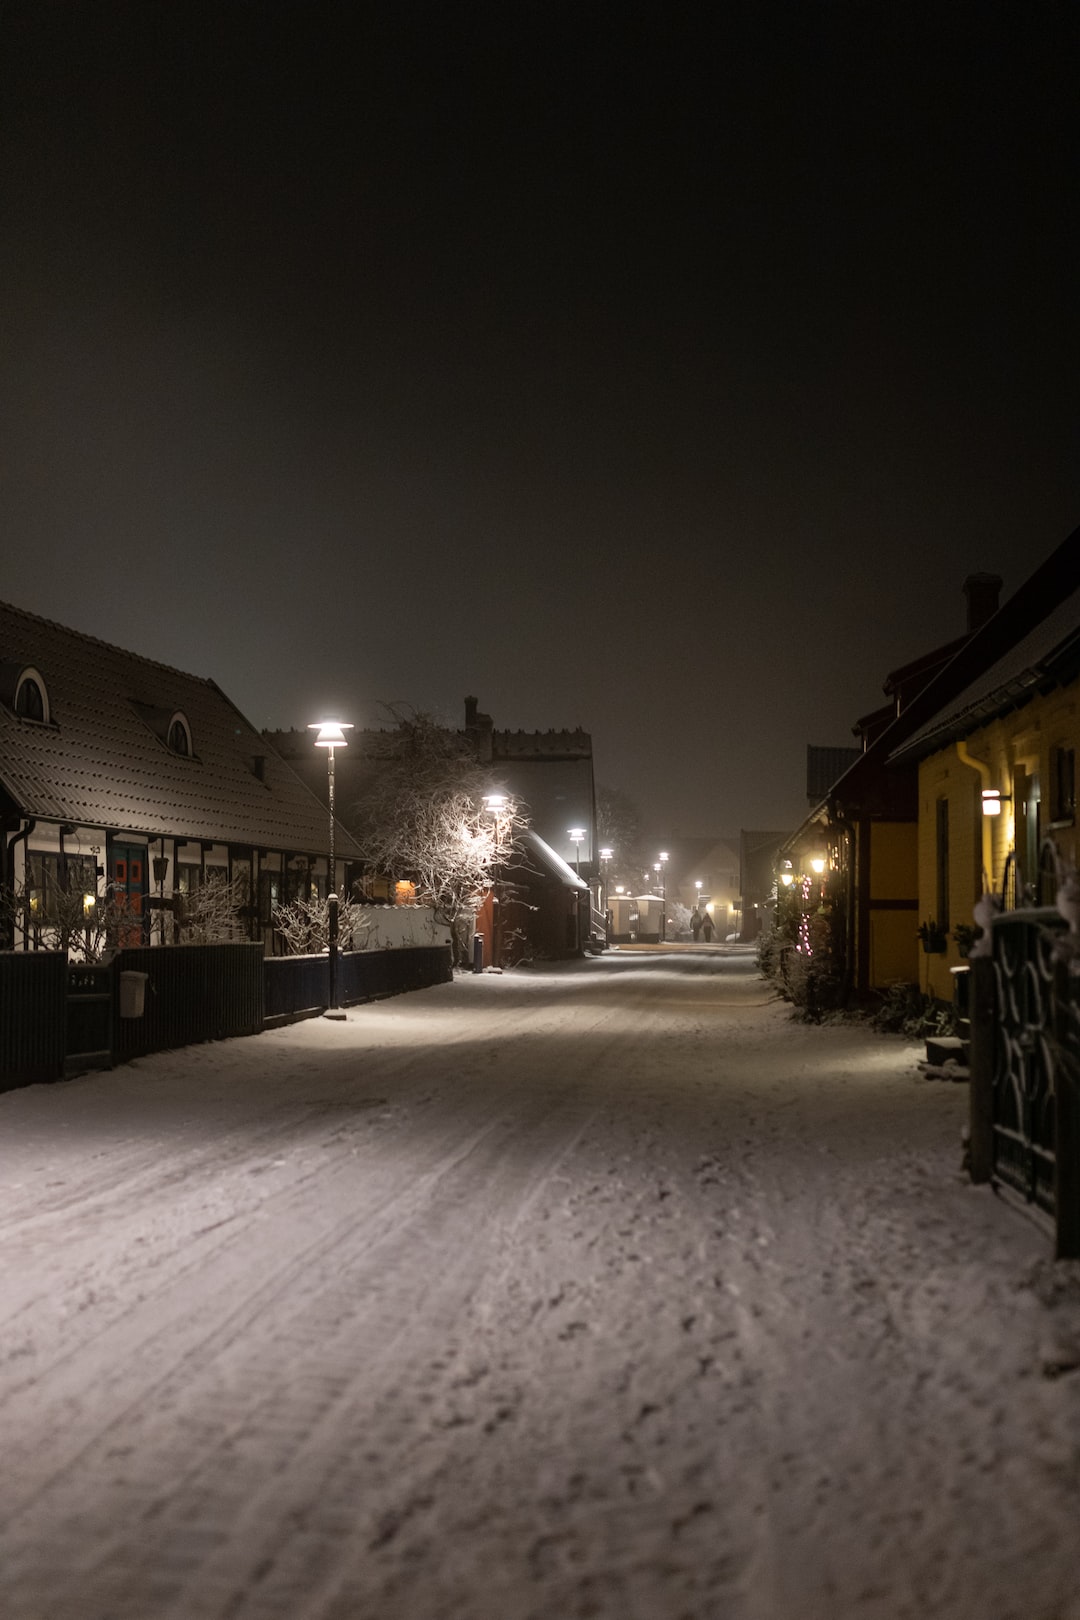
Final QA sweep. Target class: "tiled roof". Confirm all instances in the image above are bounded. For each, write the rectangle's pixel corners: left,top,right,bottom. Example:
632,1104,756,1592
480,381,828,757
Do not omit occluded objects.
0,600,362,856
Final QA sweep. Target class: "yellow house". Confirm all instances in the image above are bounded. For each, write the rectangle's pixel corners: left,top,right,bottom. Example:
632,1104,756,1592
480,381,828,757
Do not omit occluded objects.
891,540,1080,1001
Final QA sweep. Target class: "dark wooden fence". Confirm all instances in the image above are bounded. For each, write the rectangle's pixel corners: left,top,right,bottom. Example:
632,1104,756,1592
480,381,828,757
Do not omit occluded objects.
0,950,67,1091
2,943,454,1092
265,946,452,1023
111,943,266,1062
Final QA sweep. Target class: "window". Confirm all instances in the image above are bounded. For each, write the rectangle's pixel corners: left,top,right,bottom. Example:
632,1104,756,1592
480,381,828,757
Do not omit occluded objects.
167,712,192,756
935,798,950,933
14,668,48,722
1051,746,1076,824
26,854,97,921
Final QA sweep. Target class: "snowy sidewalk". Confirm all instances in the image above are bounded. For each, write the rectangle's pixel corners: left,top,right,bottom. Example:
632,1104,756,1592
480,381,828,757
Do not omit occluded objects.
1,951,1078,1620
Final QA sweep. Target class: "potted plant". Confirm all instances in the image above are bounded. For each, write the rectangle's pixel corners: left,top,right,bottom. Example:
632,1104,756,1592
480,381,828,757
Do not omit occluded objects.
917,919,948,954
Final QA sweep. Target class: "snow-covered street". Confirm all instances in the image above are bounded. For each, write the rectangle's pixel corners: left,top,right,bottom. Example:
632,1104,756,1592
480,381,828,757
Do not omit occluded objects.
1,948,1078,1620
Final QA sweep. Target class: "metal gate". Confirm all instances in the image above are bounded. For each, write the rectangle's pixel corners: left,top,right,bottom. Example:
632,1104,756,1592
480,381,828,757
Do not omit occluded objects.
991,909,1062,1213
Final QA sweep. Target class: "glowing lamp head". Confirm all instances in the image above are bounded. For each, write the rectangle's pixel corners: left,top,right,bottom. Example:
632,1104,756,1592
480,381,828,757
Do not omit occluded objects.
309,721,353,749
600,846,613,861
810,857,826,874
982,789,1003,817
568,827,585,844
483,792,509,812
779,871,795,887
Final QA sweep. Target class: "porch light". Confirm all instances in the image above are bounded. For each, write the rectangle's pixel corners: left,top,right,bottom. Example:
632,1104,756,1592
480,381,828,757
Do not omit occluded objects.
982,789,1009,817
810,857,826,874
779,871,794,886
83,893,96,914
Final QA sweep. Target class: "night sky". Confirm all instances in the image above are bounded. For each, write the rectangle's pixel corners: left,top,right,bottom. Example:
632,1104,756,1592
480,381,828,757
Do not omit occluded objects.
2,3,1077,836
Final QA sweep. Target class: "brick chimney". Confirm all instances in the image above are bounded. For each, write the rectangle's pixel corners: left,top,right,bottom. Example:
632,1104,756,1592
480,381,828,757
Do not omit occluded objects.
963,572,1003,633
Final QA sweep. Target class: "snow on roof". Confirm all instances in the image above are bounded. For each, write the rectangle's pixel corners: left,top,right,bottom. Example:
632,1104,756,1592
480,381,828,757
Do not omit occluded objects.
519,829,589,889
0,598,363,855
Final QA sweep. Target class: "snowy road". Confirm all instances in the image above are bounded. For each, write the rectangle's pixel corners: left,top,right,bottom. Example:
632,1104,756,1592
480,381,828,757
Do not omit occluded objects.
2,948,1079,1620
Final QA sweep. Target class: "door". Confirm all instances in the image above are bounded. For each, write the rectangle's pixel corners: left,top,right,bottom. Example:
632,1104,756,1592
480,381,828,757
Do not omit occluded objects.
110,843,148,947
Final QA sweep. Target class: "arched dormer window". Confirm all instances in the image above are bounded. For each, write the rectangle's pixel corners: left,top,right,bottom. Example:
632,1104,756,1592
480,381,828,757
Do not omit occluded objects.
167,712,192,756
14,667,49,723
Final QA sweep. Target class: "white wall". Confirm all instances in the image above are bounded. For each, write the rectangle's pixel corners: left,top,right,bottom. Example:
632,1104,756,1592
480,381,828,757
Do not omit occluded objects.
354,905,453,952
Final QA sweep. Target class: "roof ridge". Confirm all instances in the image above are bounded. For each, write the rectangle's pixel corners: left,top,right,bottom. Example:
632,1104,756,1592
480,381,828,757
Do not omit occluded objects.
0,597,216,688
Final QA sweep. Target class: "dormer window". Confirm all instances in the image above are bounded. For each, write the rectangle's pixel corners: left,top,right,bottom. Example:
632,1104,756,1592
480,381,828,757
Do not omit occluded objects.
14,667,49,723
167,713,192,756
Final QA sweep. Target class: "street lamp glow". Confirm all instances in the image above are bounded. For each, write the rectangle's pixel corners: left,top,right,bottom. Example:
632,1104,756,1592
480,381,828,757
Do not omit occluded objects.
483,792,509,812
309,721,353,748
810,857,826,874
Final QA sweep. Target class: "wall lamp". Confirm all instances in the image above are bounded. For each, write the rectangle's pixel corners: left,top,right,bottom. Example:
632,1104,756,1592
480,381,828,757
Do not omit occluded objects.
982,789,1011,817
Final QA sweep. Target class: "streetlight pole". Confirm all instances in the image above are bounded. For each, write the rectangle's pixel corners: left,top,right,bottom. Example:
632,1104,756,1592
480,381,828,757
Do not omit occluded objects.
659,850,668,943
483,792,509,967
310,720,353,1018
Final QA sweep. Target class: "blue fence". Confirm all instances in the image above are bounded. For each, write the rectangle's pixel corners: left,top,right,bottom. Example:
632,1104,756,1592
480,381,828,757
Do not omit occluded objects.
265,946,452,1022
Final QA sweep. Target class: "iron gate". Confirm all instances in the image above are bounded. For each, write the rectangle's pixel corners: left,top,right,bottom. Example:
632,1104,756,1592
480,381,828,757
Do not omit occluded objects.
991,909,1063,1213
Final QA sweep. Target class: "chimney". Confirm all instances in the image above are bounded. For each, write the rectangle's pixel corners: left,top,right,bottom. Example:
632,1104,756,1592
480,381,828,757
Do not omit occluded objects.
963,573,1003,633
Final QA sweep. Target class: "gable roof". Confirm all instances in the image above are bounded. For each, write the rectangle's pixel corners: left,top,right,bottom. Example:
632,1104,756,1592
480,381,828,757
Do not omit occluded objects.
889,582,1080,763
808,526,1080,818
0,600,362,856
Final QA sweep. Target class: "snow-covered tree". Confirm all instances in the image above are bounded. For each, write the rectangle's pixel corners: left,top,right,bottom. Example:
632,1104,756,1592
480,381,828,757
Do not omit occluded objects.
352,714,528,964
173,870,250,945
271,894,372,956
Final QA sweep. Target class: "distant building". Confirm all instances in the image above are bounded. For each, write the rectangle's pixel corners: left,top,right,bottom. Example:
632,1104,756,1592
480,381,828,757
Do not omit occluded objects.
267,697,598,958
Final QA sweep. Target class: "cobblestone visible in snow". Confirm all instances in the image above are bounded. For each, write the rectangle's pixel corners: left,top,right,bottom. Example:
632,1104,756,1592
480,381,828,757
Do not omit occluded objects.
0,948,1078,1620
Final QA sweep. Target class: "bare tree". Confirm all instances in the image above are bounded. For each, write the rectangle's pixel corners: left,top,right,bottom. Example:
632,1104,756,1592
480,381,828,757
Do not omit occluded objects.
352,714,528,964
271,894,372,956
596,784,647,892
0,877,119,961
174,871,250,945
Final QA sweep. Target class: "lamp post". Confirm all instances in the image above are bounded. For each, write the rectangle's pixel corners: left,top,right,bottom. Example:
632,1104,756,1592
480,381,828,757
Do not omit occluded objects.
483,792,509,967
310,720,353,1018
658,850,669,943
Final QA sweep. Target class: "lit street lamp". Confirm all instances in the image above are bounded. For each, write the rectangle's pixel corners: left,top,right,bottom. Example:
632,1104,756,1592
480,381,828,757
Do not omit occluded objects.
483,793,510,966
568,827,585,876
658,850,669,943
310,720,353,1018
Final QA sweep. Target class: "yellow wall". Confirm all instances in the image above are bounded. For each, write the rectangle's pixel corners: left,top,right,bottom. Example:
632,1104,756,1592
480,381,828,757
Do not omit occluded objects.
865,819,919,988
917,677,1080,999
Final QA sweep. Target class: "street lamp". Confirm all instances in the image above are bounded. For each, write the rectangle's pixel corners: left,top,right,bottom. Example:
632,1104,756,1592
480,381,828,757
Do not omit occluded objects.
309,720,353,1018
568,827,585,875
658,850,669,942
483,793,510,966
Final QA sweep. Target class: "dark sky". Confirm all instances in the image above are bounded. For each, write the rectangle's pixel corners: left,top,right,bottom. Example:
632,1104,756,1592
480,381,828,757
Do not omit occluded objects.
2,3,1077,836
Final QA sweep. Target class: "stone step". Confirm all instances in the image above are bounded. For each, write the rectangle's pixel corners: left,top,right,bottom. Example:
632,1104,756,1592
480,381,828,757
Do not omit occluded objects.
926,1034,969,1068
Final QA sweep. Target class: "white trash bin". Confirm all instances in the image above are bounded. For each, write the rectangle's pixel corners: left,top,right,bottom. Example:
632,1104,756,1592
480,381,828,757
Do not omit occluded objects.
119,970,150,1019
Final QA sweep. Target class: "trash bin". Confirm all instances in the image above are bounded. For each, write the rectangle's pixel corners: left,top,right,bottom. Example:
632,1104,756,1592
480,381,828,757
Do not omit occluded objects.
119,970,150,1019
